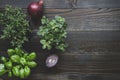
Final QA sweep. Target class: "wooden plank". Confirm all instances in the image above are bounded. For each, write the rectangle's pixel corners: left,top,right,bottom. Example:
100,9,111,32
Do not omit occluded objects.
3,73,120,80
43,8,120,31
1,0,120,8
1,8,120,31
0,0,38,8
23,74,120,80
26,31,120,53
76,0,120,8
0,0,67,8
1,50,120,74
0,31,120,52
1,31,120,74
2,52,120,74
58,53,120,73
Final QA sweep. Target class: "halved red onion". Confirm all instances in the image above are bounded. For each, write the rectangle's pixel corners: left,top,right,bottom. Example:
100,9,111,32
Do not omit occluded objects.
45,54,59,68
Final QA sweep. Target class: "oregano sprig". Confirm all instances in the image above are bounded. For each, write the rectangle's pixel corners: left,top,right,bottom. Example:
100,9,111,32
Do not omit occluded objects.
0,5,31,48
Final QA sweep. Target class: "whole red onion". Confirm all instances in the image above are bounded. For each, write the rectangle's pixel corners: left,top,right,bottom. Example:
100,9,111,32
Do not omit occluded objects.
28,0,43,18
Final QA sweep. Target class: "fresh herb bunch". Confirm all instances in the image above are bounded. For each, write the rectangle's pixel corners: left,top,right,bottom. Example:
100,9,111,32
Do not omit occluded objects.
0,48,37,79
37,15,68,52
0,5,31,48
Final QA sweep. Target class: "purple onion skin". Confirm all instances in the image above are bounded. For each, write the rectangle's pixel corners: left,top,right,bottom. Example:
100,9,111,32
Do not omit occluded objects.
27,0,43,19
46,54,59,68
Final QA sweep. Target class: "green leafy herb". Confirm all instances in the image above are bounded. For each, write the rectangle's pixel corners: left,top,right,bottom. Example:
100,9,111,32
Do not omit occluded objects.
37,15,68,52
0,64,6,76
0,48,37,79
0,5,31,48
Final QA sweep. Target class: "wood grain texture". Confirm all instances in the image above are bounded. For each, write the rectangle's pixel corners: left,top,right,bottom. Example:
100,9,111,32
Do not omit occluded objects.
1,31,120,74
3,73,120,80
76,0,120,8
28,31,120,52
1,31,120,52
0,0,120,80
0,0,38,8
1,0,120,8
43,8,120,31
2,51,120,80
29,73,120,80
1,8,120,31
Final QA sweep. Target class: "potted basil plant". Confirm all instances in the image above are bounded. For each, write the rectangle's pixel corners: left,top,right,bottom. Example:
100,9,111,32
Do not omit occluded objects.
37,15,68,68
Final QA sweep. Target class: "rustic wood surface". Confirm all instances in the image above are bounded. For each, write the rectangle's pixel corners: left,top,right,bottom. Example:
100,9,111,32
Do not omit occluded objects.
1,0,120,8
0,0,120,80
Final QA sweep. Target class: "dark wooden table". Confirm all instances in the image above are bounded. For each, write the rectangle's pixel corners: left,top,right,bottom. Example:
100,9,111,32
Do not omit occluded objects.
0,0,120,80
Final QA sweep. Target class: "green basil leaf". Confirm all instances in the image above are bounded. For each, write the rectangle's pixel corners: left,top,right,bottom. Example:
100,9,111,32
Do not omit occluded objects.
7,49,15,56
8,71,12,77
10,55,20,63
0,64,4,70
1,56,7,63
12,66,20,77
19,68,25,79
20,57,27,65
5,61,12,69
0,69,6,76
27,61,37,68
15,48,23,56
27,52,36,61
24,66,30,77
